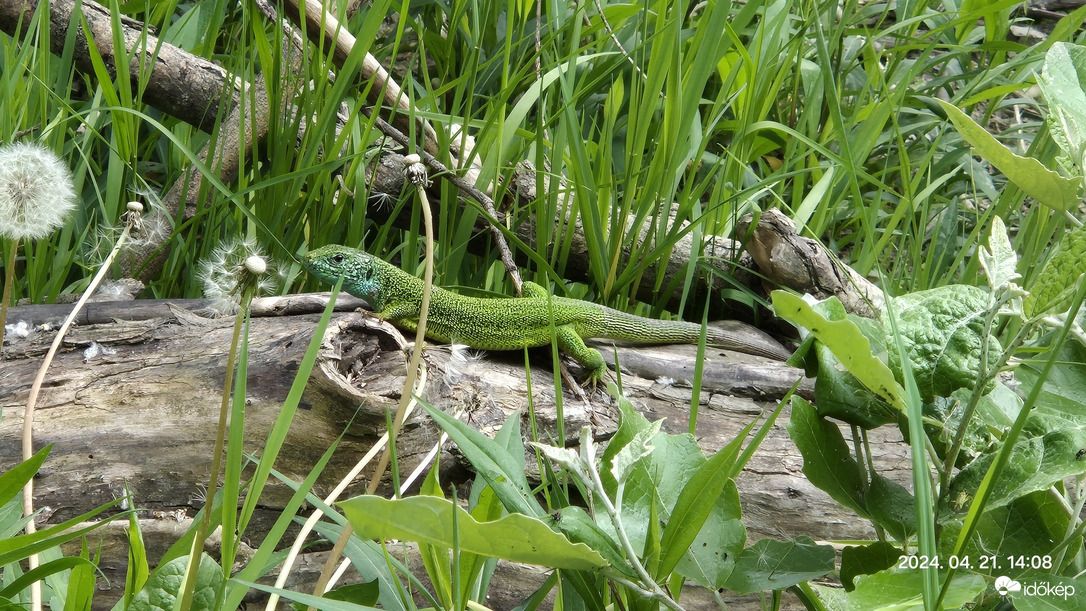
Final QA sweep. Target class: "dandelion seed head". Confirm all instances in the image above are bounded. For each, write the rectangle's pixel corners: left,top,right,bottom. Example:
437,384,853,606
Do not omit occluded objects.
0,142,77,240
404,155,430,187
85,196,172,269
244,255,267,275
198,237,276,315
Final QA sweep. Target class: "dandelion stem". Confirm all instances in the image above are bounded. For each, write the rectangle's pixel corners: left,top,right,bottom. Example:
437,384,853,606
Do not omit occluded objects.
22,218,135,611
0,238,18,359
178,289,251,611
309,155,436,603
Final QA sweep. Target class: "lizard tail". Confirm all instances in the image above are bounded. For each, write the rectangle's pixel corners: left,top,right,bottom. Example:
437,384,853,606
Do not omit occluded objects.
588,306,792,361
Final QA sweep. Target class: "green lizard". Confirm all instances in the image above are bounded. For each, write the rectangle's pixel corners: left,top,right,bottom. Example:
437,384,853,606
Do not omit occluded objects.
303,244,791,384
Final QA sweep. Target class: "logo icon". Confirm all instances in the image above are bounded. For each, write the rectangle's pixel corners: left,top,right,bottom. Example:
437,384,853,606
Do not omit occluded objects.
995,575,1022,596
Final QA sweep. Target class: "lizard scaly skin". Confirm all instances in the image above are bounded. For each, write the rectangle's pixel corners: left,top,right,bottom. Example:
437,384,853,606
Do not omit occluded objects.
303,245,791,383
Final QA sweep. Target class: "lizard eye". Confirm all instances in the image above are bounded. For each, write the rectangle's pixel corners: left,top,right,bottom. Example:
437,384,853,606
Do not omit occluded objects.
331,254,344,264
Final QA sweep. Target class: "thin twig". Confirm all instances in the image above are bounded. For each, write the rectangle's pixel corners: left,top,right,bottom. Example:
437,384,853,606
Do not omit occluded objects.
369,115,524,294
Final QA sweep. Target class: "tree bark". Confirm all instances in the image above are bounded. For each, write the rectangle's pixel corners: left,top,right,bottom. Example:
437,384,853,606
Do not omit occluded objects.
0,297,911,608
0,0,232,132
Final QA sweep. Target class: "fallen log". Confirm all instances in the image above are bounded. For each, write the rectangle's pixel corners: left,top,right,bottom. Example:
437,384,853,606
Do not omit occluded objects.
0,295,911,608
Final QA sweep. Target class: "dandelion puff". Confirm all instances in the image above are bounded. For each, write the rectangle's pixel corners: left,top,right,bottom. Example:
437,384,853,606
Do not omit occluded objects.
88,196,172,267
198,238,275,315
367,189,397,211
0,142,77,240
123,188,171,248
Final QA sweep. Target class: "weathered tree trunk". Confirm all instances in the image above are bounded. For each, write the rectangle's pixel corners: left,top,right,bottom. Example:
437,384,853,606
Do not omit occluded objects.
0,296,913,608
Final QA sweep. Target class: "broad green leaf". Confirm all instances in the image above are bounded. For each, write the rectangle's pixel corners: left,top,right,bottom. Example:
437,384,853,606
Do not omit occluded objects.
673,480,744,590
939,99,1080,212
787,397,869,519
940,345,1086,519
610,420,661,485
772,292,905,410
882,286,999,403
656,437,743,580
601,388,654,494
1016,340,1086,420
128,554,222,611
339,495,607,570
933,384,1020,468
943,426,1086,519
840,542,902,591
323,581,380,607
1039,42,1086,170
721,536,834,594
548,506,634,578
606,432,706,555
940,491,1071,577
849,567,985,609
866,474,917,542
1024,224,1086,317
811,328,897,428
980,216,1020,289
422,404,541,516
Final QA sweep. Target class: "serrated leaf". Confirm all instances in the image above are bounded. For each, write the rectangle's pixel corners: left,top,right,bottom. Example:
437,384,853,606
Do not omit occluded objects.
980,216,1020,289
339,495,607,570
772,292,905,410
939,99,1081,212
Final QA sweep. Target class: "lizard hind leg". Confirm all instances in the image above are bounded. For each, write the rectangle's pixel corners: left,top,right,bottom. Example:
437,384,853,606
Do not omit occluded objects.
554,324,609,387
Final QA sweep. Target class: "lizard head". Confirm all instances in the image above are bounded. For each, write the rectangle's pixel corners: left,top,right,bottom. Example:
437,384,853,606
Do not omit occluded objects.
303,245,382,303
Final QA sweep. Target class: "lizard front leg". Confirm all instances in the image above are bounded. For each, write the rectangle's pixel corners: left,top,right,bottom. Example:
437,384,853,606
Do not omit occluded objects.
524,281,608,386
554,324,608,387
373,302,420,323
